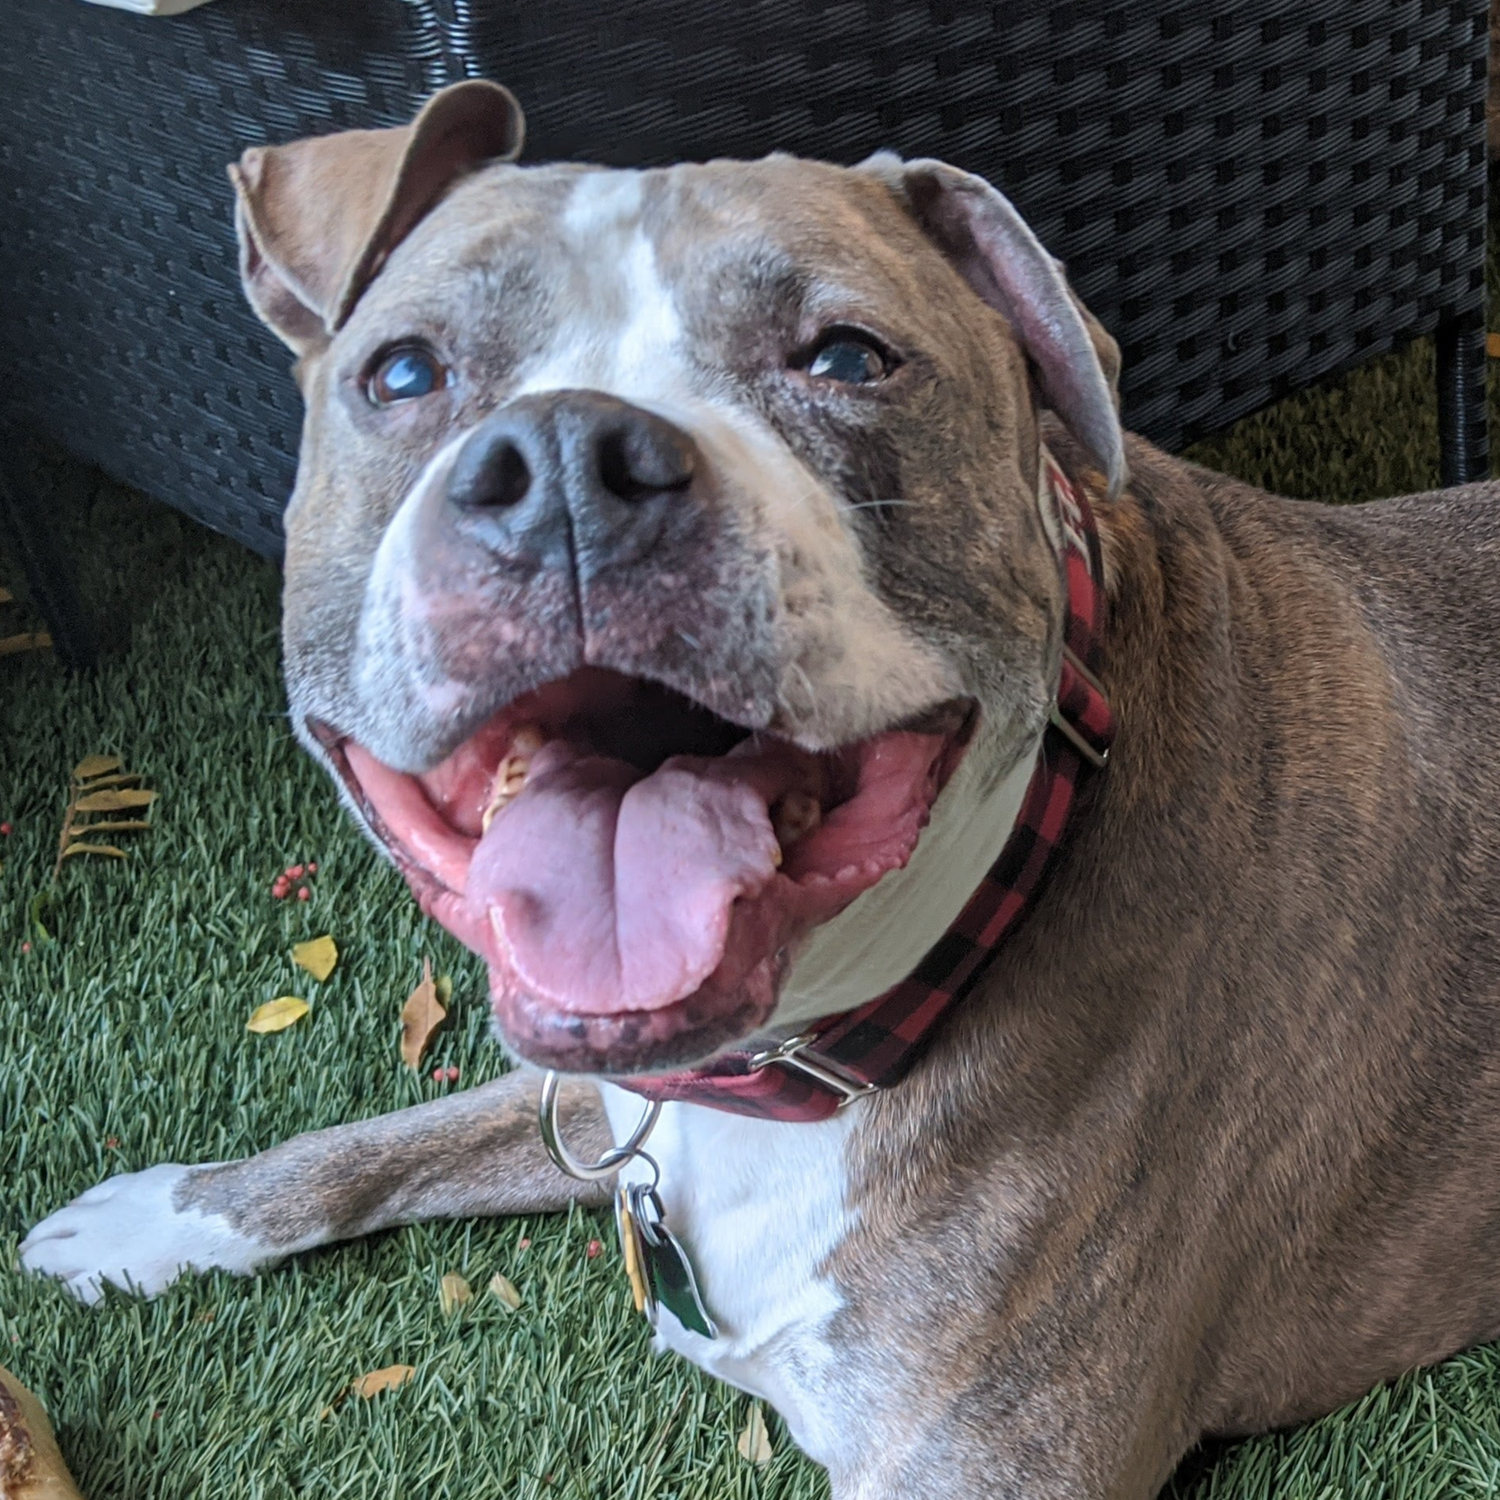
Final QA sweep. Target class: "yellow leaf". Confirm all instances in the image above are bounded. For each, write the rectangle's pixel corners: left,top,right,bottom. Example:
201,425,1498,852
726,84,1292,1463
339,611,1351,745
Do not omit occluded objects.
350,1364,415,1399
292,935,338,983
488,1272,522,1310
74,788,156,813
737,1405,773,1465
435,973,453,1006
439,1272,472,1316
68,820,152,836
72,754,122,780
60,843,127,860
247,997,310,1034
401,959,448,1070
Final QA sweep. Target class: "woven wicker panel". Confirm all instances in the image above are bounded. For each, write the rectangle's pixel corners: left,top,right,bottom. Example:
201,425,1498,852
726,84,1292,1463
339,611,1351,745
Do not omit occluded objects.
445,0,1489,449
0,0,449,558
0,0,1489,559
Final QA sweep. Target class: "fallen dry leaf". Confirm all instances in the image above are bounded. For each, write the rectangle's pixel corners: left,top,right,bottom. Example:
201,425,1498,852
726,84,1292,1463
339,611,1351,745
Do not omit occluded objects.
0,633,52,658
60,843,127,861
73,788,157,814
737,1405,774,1465
72,754,122,781
350,1365,415,1399
488,1272,522,1310
439,1272,472,1316
292,935,338,983
0,1363,87,1499
401,958,448,1070
247,996,310,1034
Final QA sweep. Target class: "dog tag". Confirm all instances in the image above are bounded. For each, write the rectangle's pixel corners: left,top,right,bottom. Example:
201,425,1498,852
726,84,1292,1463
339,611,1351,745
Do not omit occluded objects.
613,1186,655,1321
623,1183,719,1340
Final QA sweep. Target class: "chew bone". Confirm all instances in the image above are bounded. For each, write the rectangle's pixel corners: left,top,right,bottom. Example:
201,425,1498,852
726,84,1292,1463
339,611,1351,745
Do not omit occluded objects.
481,724,545,831
0,1367,86,1500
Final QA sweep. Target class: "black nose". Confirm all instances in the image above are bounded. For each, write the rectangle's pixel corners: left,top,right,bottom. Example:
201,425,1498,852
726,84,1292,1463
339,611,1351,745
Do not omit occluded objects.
445,390,698,569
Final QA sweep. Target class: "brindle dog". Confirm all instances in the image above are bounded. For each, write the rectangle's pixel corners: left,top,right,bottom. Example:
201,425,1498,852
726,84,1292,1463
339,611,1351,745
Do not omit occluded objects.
22,81,1500,1500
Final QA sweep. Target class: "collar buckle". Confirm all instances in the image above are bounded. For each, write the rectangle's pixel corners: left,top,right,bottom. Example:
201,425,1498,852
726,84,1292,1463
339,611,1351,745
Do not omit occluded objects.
747,1032,880,1107
1049,645,1111,770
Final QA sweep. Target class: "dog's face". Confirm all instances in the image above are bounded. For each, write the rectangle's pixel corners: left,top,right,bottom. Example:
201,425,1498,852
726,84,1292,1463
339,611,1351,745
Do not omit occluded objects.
233,82,1123,1075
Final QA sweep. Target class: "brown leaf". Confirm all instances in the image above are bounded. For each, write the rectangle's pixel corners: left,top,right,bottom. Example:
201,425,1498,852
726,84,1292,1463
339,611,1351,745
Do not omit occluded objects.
72,754,122,781
0,587,12,605
292,935,338,983
247,997,310,1034
737,1405,773,1465
68,772,142,791
488,1272,522,1310
439,1271,472,1315
60,843,127,860
0,632,52,657
68,820,152,836
74,788,157,813
401,959,448,1070
0,1364,86,1499
350,1365,415,1399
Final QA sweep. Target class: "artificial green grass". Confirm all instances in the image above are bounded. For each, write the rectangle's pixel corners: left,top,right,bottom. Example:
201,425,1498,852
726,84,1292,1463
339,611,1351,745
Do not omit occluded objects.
1,313,1499,1500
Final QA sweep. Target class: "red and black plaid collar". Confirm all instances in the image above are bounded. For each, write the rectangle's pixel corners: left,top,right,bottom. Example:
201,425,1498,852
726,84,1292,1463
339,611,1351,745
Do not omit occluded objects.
617,454,1115,1123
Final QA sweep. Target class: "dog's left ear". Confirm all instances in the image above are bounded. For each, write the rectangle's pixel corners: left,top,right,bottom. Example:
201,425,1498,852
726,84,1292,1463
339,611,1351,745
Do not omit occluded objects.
229,80,525,356
863,154,1125,496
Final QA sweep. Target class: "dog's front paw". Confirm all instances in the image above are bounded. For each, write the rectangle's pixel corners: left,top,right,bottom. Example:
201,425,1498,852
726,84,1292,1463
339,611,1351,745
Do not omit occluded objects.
19,1164,263,1305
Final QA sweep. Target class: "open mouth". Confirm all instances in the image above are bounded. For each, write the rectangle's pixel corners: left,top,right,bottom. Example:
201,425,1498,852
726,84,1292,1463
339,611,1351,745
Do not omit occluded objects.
321,667,974,1074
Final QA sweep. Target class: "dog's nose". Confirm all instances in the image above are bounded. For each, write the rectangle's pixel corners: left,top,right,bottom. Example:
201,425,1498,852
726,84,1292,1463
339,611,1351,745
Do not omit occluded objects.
445,391,698,569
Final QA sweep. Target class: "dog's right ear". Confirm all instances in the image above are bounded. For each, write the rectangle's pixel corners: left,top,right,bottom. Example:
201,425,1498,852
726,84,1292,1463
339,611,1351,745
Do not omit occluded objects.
229,80,524,357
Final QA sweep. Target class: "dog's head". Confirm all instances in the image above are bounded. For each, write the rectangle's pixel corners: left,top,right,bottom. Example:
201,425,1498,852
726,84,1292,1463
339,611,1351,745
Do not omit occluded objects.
232,81,1123,1075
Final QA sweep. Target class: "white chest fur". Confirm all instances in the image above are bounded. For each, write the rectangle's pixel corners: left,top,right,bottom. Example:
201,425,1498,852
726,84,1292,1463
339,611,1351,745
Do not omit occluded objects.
600,1084,861,1466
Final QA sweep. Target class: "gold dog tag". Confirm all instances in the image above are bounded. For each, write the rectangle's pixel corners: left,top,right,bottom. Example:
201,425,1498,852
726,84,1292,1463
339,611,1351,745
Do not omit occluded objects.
614,1188,654,1319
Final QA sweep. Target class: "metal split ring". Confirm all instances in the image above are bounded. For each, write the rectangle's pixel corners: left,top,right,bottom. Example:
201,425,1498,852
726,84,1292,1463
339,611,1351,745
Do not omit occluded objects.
538,1070,660,1183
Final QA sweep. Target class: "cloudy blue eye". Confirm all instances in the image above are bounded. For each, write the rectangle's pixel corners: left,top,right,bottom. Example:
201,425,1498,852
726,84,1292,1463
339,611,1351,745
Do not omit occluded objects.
804,332,893,385
368,346,448,406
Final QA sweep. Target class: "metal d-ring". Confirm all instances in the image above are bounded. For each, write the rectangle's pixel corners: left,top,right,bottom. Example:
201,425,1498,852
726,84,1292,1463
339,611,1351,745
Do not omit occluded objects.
538,1070,661,1183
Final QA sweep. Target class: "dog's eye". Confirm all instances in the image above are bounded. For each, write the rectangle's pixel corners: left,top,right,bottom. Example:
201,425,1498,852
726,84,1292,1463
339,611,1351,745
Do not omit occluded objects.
804,332,893,385
367,346,448,406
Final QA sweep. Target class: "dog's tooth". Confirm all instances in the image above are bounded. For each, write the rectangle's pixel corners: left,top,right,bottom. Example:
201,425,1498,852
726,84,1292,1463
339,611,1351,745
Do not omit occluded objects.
772,790,822,853
480,723,547,832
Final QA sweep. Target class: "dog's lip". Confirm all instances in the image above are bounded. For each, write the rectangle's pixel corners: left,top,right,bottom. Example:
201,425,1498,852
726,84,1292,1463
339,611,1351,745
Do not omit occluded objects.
312,681,977,1073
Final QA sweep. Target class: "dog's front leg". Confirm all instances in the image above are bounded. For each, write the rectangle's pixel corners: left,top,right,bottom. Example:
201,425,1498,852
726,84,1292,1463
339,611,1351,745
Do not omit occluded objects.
19,1070,608,1304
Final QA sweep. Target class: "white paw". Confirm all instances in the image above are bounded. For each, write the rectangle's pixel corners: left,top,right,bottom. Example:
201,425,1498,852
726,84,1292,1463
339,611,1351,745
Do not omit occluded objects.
19,1164,264,1305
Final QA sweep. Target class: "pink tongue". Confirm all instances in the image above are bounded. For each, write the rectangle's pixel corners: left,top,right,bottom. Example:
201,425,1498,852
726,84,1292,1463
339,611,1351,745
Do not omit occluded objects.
466,742,788,1015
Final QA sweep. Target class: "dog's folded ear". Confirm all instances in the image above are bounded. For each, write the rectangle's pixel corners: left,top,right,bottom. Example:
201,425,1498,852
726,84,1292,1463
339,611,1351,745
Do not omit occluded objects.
229,80,525,357
862,154,1126,497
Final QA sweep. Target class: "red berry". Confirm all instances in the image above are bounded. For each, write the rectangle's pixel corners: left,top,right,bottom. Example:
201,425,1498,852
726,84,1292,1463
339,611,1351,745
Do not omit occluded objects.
296,886,310,901
518,1237,532,1251
446,1065,460,1082
586,1239,603,1260
19,941,31,954
0,822,11,835
105,1136,120,1150
432,1066,445,1081
287,864,305,879
308,862,319,874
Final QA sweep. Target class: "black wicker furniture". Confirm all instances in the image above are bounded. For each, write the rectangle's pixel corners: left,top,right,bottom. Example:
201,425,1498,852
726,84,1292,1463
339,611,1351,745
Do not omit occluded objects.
0,0,1489,665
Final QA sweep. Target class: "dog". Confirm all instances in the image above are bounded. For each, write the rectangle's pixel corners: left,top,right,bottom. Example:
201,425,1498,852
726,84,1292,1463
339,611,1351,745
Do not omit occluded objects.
21,78,1500,1498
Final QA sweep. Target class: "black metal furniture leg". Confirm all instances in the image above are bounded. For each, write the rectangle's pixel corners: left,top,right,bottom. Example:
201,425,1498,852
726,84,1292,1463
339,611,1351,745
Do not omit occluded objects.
1436,310,1490,488
0,456,96,671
